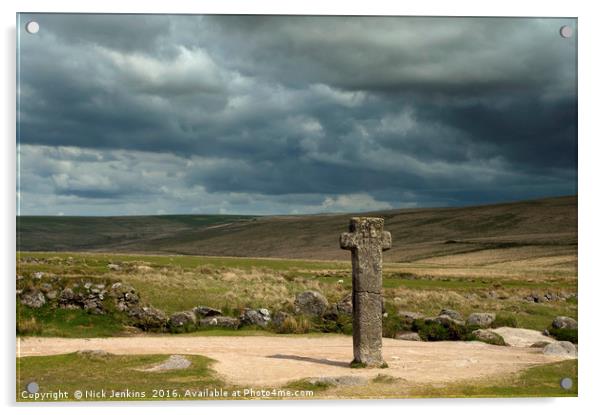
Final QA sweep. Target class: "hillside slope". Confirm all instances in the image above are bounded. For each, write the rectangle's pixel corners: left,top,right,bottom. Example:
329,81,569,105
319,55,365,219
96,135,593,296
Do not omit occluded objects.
17,196,577,263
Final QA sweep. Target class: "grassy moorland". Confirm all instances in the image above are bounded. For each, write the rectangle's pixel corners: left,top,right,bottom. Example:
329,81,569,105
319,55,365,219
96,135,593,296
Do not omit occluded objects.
17,248,576,337
17,196,577,263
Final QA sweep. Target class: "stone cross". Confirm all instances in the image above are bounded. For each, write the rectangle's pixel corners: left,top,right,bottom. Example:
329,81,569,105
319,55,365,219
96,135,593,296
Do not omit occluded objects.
340,217,391,368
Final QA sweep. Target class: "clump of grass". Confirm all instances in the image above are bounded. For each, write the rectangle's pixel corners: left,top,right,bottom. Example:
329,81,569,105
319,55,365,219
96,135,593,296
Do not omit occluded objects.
285,379,332,391
276,315,312,334
16,316,42,336
548,327,578,343
491,314,518,328
373,374,397,384
314,314,353,335
412,318,468,341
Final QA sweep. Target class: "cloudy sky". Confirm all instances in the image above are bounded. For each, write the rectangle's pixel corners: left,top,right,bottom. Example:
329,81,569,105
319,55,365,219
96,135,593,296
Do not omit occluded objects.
17,14,577,216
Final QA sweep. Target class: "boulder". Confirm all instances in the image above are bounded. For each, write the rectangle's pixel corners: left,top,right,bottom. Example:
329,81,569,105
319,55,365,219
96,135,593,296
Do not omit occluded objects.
439,309,463,321
467,312,496,328
395,332,421,341
294,291,329,317
109,283,139,311
398,310,425,324
240,308,271,327
82,297,104,314
169,311,197,329
193,305,222,318
427,314,465,326
272,311,291,329
129,306,168,331
552,316,577,330
198,316,240,329
20,290,46,308
39,283,54,293
107,263,121,271
471,329,506,346
542,341,577,358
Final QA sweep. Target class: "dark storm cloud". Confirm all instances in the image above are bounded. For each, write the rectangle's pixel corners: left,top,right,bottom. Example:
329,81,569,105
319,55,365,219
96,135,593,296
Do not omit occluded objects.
17,14,577,215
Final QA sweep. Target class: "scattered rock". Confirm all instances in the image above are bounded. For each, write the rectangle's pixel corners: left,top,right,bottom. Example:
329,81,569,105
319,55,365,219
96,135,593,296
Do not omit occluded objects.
32,272,44,279
45,290,58,300
83,297,104,314
397,310,424,324
427,314,465,326
272,311,291,329
39,283,53,293
169,311,197,329
308,376,368,387
466,312,496,328
552,316,577,330
491,327,553,348
193,305,222,318
128,306,168,331
139,355,191,372
199,316,240,329
294,291,329,317
542,341,577,358
439,309,463,321
395,332,421,341
240,308,271,327
471,329,506,346
77,350,113,360
19,290,46,308
107,263,121,271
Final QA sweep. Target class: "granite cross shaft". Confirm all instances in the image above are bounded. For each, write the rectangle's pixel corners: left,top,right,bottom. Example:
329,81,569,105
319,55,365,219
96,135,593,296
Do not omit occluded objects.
340,217,391,368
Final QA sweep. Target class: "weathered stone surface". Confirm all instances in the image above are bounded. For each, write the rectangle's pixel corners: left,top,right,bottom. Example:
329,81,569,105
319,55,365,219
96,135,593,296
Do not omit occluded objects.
20,289,46,308
240,308,271,327
543,341,577,358
77,350,114,360
128,306,168,331
552,316,577,330
467,312,496,328
308,376,368,387
198,316,240,329
340,217,391,368
397,310,425,324
294,291,329,316
395,331,422,341
471,329,506,346
169,311,197,329
272,311,291,329
193,305,222,318
426,315,465,327
439,309,463,321
139,355,191,372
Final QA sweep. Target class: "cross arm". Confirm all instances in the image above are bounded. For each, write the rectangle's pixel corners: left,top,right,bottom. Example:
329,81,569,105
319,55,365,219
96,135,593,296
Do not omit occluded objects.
381,231,392,251
340,232,358,250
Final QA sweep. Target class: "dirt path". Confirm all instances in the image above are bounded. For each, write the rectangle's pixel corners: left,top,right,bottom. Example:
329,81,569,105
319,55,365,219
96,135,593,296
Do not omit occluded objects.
17,335,570,387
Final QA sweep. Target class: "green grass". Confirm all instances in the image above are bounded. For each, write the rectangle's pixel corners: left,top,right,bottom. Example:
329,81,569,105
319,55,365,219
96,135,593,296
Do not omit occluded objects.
17,303,126,338
17,353,223,401
415,360,577,398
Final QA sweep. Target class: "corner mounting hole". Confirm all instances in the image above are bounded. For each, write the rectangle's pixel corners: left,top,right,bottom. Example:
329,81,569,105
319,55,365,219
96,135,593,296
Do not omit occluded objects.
559,25,573,39
25,21,40,34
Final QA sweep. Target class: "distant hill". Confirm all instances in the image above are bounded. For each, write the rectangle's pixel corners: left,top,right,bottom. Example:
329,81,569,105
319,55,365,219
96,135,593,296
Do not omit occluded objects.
17,196,577,263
